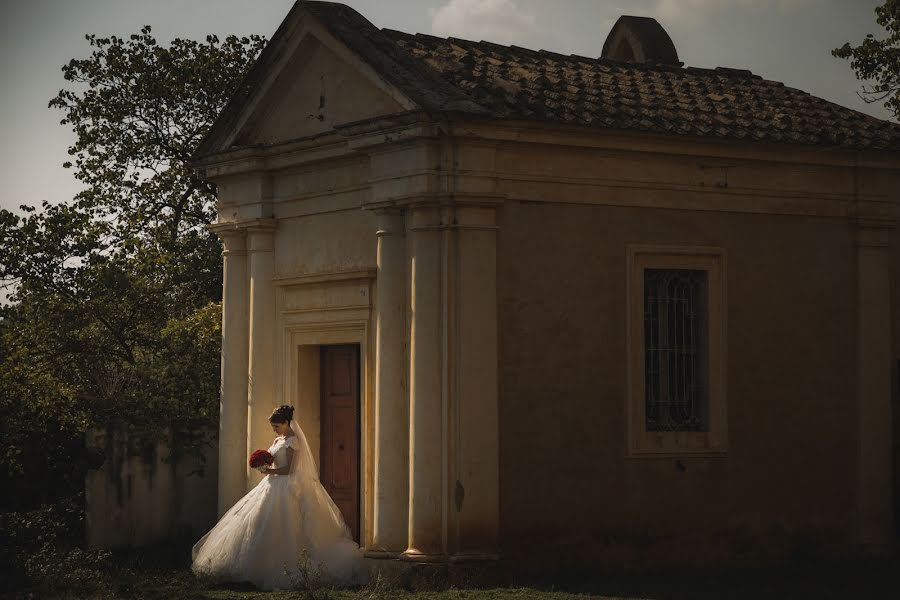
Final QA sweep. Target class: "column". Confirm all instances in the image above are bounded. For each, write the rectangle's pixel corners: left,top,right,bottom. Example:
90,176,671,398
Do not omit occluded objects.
371,209,409,554
856,218,893,549
211,226,249,516
449,204,500,559
404,205,445,559
246,220,277,490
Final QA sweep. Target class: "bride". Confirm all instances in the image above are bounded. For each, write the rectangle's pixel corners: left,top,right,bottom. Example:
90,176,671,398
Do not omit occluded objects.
191,405,367,590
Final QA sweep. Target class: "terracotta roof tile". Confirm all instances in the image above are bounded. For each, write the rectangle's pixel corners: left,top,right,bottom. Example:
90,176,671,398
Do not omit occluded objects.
196,2,900,158
380,29,900,151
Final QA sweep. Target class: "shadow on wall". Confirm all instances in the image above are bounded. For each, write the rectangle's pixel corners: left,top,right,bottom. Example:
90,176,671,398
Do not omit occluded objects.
84,423,218,549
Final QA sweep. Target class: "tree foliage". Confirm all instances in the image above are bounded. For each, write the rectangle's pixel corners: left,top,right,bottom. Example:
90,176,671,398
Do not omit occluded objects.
49,26,266,244
0,27,265,511
834,0,900,119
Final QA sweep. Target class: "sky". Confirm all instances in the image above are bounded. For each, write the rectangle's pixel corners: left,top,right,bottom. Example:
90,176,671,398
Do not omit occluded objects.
0,0,894,216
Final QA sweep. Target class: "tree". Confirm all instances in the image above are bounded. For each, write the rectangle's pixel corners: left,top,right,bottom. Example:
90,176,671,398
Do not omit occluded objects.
50,26,266,247
833,0,900,119
0,27,264,517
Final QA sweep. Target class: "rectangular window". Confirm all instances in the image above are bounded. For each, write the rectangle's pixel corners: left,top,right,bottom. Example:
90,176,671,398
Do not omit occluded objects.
643,269,709,432
627,246,726,456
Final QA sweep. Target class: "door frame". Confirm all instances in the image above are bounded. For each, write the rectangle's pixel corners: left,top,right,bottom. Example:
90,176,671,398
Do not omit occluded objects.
283,323,369,547
275,272,375,549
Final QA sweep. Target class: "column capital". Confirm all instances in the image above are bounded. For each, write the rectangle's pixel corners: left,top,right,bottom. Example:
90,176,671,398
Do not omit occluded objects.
223,235,247,255
244,218,278,234
373,206,405,217
209,219,277,252
208,223,247,255
207,221,244,237
208,217,277,236
362,200,405,214
376,210,406,238
245,219,277,253
404,199,500,233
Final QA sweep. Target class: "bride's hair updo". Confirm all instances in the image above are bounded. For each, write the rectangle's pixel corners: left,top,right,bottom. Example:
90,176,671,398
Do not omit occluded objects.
269,405,294,424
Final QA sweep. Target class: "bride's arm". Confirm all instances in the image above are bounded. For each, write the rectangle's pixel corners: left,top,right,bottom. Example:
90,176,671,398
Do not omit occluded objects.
263,448,294,475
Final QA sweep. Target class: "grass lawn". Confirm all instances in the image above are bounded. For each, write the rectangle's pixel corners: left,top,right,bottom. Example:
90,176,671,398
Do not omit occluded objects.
7,540,900,600
8,546,900,600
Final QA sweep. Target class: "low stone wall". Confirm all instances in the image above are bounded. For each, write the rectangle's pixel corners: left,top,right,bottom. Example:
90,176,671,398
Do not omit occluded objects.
85,423,217,549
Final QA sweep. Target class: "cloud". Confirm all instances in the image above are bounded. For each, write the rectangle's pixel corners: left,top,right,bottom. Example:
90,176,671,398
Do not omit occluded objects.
430,0,536,45
649,0,816,24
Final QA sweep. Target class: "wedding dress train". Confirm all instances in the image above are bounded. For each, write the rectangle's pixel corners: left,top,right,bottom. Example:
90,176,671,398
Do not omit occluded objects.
191,420,367,590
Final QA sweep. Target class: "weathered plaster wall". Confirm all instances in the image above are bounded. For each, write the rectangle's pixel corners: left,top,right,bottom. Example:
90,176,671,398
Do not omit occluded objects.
492,138,867,569
85,425,218,549
274,208,377,278
242,35,405,145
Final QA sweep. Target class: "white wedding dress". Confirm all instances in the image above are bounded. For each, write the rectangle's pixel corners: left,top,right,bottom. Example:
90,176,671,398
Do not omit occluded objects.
191,420,367,590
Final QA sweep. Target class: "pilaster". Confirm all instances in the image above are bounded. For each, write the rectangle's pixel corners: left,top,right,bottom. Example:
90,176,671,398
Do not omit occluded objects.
371,209,410,554
360,131,502,563
398,196,502,562
447,202,500,559
246,219,278,490
855,213,894,550
208,224,250,516
405,204,446,560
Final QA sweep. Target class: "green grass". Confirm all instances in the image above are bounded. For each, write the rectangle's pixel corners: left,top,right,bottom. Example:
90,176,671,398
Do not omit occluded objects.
6,544,900,600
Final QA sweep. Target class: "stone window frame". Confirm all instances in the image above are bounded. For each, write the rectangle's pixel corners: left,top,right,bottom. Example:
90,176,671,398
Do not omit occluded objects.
626,244,728,457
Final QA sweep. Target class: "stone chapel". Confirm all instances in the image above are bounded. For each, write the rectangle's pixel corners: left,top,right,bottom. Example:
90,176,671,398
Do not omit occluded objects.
194,1,900,570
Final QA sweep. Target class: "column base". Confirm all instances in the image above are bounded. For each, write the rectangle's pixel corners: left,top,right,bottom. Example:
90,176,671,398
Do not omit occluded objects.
401,549,448,563
364,549,403,559
364,551,505,590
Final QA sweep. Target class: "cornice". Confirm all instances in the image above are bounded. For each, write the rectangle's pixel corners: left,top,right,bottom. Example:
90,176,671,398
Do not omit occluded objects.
207,218,278,235
363,193,506,211
447,117,900,170
196,114,439,178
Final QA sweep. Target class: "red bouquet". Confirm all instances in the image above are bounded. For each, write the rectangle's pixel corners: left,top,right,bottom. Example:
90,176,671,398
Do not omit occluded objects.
249,449,274,471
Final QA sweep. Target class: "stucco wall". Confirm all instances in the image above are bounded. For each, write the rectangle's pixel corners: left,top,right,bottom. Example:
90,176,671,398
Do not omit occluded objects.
242,35,405,146
496,199,858,569
274,208,377,278
85,425,218,549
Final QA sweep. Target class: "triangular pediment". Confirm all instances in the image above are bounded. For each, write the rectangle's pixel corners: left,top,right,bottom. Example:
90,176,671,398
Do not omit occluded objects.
235,32,411,146
198,4,419,155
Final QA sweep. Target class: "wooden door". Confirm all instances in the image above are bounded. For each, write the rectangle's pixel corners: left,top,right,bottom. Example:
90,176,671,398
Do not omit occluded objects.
320,344,360,542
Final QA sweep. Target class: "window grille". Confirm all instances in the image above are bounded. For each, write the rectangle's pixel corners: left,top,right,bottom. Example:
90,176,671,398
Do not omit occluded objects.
643,268,709,432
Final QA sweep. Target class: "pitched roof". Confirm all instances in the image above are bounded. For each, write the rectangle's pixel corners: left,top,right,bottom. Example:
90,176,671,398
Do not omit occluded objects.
197,1,900,157
377,32,900,152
